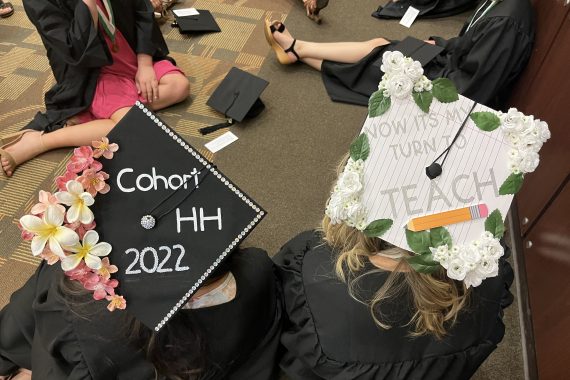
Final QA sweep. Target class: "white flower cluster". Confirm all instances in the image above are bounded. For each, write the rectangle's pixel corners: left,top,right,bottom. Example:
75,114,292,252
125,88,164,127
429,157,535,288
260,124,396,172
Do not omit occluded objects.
325,158,368,230
431,231,504,288
499,108,550,175
378,51,432,99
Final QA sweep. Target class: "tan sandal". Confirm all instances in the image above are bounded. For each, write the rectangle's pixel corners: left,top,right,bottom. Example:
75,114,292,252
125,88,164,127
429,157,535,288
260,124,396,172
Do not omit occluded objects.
264,20,300,65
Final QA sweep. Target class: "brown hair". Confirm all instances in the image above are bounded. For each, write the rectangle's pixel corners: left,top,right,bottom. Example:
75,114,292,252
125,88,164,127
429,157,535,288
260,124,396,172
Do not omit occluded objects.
322,154,469,338
58,275,209,379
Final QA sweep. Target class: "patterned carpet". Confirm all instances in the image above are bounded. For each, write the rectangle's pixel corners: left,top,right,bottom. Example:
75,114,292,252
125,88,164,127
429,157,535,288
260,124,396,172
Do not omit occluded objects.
0,0,292,307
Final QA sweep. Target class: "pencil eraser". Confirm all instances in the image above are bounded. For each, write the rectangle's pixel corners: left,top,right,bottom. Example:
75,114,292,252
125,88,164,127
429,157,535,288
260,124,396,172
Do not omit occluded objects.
478,203,489,218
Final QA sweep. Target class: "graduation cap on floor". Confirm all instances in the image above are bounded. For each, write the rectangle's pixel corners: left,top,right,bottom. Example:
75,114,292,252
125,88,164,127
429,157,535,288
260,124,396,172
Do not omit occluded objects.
326,55,550,287
373,37,443,68
172,9,221,34
200,67,269,135
90,102,266,330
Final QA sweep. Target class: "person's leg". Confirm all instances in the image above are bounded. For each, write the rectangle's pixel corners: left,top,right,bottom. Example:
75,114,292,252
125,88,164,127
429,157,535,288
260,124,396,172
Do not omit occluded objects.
147,72,189,111
270,22,389,67
1,108,129,176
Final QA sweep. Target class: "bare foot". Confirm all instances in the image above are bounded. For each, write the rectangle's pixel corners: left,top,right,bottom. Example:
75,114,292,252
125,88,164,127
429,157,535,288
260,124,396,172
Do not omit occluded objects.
1,131,44,176
271,23,299,63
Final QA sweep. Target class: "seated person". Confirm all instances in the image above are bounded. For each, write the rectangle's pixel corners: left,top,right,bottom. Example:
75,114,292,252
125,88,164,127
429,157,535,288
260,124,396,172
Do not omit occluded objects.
0,0,190,177
0,247,282,379
264,0,533,109
274,150,514,378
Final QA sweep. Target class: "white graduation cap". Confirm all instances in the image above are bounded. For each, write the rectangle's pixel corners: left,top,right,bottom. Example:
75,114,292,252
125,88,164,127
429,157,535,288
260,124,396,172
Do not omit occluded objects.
326,51,550,287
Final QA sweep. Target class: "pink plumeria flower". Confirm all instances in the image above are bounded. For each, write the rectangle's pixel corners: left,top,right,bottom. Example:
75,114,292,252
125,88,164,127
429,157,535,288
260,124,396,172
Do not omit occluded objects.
17,221,34,241
56,171,78,192
106,294,127,311
60,230,112,271
67,146,94,173
97,257,118,281
40,247,61,265
77,168,110,197
85,276,119,300
92,137,119,159
19,205,79,257
55,180,95,224
90,160,103,172
64,261,95,285
65,220,96,240
31,190,66,216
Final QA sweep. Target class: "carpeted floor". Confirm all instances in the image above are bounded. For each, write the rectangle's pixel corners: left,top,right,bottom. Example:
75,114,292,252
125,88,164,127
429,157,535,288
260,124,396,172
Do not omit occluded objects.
0,0,523,378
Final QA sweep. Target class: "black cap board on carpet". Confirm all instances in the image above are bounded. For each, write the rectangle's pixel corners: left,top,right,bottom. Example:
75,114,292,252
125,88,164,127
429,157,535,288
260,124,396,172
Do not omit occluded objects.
373,37,443,68
200,67,269,135
90,102,266,331
172,9,221,33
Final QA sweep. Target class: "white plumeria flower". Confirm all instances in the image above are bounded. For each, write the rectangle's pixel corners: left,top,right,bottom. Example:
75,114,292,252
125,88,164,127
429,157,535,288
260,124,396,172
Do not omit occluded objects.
61,230,112,271
19,205,79,257
55,180,95,224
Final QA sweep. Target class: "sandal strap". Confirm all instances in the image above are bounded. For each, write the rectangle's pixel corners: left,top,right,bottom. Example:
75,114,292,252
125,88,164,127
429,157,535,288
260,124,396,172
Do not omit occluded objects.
269,22,285,34
284,39,300,61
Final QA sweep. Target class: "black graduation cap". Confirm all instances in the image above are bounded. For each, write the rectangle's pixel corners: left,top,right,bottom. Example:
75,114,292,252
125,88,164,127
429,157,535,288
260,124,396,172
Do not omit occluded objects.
90,102,266,331
172,9,221,33
373,37,444,68
200,67,269,135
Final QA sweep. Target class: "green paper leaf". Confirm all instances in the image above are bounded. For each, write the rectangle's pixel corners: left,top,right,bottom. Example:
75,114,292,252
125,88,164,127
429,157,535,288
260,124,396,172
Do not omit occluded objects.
432,78,459,103
368,90,391,117
363,219,393,237
405,229,432,255
499,172,524,195
349,133,370,161
470,111,501,132
430,227,452,248
406,253,440,274
412,90,433,113
485,209,505,239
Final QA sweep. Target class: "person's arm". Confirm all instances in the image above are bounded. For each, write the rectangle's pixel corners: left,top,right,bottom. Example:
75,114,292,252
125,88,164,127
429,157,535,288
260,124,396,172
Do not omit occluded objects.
439,17,528,105
22,0,108,67
82,0,98,29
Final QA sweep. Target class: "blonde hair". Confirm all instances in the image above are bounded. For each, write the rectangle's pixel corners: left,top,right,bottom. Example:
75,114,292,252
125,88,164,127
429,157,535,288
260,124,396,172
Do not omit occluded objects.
322,155,469,338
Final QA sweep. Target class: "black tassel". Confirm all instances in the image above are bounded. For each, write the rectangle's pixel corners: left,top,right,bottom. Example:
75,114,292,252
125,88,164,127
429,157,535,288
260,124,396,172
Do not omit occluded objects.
199,121,232,135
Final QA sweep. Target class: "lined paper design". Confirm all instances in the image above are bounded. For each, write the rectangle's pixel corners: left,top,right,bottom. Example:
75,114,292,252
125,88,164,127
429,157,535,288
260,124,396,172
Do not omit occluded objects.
360,95,514,249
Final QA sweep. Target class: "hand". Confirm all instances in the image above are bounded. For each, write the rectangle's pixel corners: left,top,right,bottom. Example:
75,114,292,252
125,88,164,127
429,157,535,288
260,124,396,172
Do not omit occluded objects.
135,64,159,103
150,0,163,12
424,40,436,45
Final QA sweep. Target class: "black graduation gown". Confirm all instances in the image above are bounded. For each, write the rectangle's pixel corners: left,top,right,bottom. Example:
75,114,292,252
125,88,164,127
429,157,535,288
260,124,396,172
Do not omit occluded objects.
21,0,171,133
274,231,514,380
0,248,282,380
322,0,534,110
372,0,478,20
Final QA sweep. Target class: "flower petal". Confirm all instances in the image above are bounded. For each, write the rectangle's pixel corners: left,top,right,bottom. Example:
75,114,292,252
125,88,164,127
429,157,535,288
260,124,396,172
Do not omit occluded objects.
44,205,65,226
55,191,75,205
54,226,80,248
30,203,47,215
48,236,64,257
80,192,95,206
83,230,99,246
20,215,47,233
67,180,84,195
66,204,80,223
31,235,49,256
85,254,102,270
61,254,83,271
90,242,112,257
78,205,94,224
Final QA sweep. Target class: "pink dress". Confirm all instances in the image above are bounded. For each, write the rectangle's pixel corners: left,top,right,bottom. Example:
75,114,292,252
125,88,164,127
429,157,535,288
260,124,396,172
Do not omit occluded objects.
78,1,184,123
